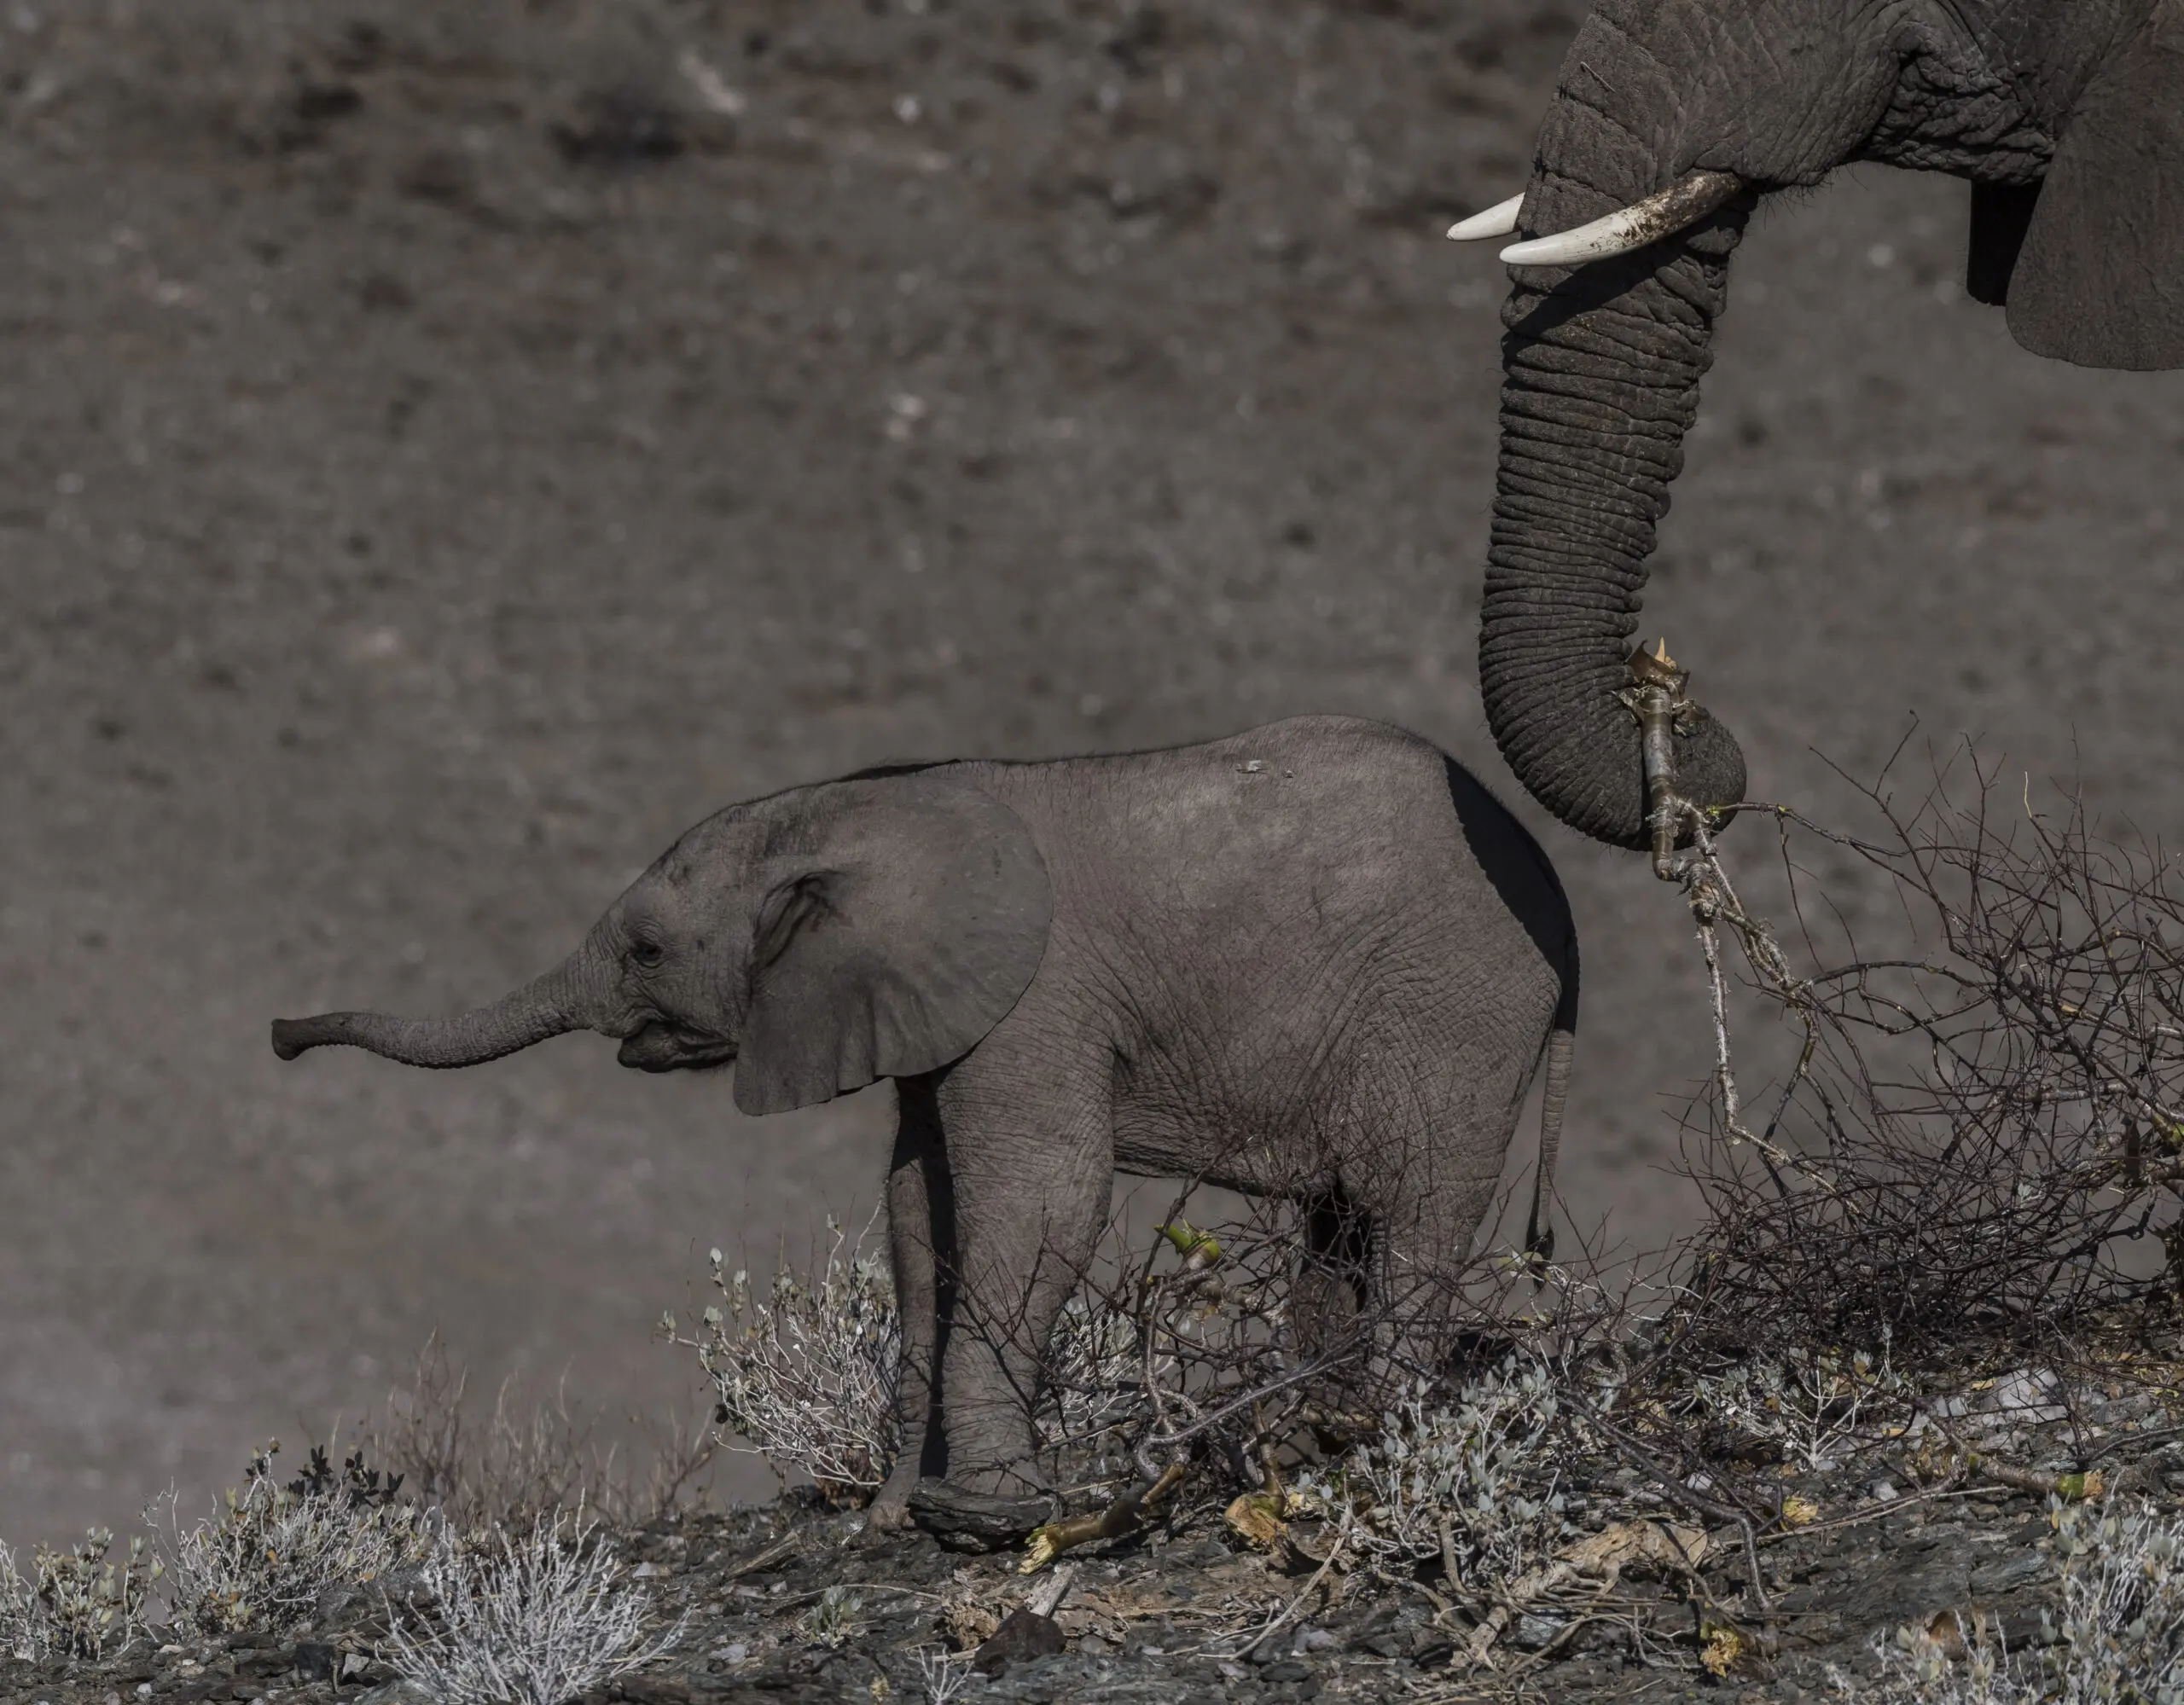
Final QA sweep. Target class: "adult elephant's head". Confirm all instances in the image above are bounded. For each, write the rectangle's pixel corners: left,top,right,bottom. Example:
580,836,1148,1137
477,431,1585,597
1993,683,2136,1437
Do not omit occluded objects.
1453,0,2183,849
271,773,1052,1116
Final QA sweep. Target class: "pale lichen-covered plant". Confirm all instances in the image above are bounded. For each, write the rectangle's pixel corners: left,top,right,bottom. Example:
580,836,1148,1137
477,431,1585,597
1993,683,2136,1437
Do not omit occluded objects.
158,1442,431,1639
667,1218,901,1506
1681,1333,1911,1473
1292,1355,1569,1592
1831,1499,2184,1705
381,1508,683,1705
1,1528,159,1662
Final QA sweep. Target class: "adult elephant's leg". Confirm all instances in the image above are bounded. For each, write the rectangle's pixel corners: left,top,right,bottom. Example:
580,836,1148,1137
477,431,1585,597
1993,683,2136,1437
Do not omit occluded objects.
909,1037,1112,1547
866,1078,950,1533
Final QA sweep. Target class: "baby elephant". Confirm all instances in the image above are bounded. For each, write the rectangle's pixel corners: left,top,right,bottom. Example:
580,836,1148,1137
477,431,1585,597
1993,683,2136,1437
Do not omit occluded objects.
272,716,1577,1545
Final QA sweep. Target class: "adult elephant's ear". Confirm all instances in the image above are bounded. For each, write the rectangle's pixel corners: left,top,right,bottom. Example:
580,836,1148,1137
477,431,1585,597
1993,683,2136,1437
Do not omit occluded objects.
733,775,1051,1116
2006,1,2184,371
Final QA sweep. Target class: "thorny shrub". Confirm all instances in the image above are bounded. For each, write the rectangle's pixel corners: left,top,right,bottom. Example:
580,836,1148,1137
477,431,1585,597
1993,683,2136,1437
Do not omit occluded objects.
666,1217,902,1506
157,1441,431,1640
1029,1203,1308,1493
382,1508,683,1705
0,1528,158,1662
1664,747,2184,1356
1832,1499,2184,1705
1290,1355,1570,1590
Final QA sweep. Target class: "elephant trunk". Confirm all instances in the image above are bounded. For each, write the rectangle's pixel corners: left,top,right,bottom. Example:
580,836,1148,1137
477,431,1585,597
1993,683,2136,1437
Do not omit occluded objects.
1481,213,1753,850
272,946,609,1069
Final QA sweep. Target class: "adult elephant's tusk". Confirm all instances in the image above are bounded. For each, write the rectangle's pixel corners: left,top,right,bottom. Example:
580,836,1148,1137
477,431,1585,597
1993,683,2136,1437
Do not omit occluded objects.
1446,193,1525,241
1499,170,1745,266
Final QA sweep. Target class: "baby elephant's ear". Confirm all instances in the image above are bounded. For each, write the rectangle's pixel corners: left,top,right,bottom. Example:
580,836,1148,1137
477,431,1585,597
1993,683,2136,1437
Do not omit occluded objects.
2006,3,2184,371
734,775,1052,1116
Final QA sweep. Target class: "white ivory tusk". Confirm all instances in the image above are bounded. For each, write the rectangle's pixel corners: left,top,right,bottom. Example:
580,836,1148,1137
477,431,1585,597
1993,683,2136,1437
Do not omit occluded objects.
1445,193,1525,241
1498,170,1745,267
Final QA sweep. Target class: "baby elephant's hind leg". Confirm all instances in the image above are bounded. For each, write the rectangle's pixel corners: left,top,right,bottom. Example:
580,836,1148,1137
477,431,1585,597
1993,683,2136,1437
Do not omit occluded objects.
1289,1186,1373,1382
1325,1102,1509,1404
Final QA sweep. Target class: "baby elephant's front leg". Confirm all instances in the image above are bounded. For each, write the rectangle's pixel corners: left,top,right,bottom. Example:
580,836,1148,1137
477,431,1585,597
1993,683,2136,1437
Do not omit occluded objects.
907,1043,1112,1550
867,1080,957,1534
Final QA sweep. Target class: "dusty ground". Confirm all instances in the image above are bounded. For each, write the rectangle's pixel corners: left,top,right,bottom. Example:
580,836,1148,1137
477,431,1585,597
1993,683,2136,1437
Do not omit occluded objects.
4,0,2184,1548
4,1394,2182,1704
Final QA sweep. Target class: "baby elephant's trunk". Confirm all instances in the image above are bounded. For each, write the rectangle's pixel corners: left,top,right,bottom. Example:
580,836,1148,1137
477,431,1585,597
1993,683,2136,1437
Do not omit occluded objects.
271,958,593,1068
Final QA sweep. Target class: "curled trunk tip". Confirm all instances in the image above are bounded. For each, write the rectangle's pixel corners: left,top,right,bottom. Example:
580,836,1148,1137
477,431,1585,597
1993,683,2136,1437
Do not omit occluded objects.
270,1018,319,1059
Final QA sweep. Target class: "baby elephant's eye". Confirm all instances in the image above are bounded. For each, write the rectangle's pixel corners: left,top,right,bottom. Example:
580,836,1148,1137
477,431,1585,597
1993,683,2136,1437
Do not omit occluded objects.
631,941,666,969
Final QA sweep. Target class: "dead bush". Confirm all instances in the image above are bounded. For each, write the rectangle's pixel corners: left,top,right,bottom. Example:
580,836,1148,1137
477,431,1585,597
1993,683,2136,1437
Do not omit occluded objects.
1658,744,2183,1360
364,1334,719,1533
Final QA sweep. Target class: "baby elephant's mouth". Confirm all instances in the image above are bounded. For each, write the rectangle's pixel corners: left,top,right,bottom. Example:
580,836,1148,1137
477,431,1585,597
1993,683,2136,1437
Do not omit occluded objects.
617,1022,736,1074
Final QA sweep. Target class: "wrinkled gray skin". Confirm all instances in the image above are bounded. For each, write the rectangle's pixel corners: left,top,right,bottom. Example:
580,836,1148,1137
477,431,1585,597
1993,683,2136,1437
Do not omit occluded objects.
272,716,1577,1544
1487,0,2184,848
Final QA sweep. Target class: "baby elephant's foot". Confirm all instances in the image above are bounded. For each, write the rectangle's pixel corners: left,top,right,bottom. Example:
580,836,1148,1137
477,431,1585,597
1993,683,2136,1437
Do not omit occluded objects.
908,1477,1054,1553
861,1488,917,1539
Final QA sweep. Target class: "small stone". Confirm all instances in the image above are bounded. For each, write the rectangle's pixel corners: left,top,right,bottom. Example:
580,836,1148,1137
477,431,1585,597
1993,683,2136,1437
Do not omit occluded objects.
1300,1627,1339,1653
1977,1369,2069,1427
1077,1633,1111,1656
1972,1551,2049,1595
1513,1611,1566,1649
973,1607,1066,1677
1868,1477,1899,1502
293,1642,339,1682
1217,1661,1250,1680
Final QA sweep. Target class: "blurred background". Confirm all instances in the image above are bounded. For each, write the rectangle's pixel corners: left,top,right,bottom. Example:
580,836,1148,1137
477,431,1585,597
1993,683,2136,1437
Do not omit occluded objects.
4,0,2181,1544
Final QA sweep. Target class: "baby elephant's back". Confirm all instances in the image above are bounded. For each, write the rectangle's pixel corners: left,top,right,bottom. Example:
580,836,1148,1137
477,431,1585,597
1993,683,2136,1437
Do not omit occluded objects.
979,716,1572,1047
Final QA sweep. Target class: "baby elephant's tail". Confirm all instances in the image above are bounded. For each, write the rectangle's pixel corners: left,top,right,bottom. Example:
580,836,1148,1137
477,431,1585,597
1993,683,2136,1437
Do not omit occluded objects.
1524,942,1578,1265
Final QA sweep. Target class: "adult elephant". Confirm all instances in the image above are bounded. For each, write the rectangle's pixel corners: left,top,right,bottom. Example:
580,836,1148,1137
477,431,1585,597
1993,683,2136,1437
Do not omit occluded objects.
1448,0,2183,849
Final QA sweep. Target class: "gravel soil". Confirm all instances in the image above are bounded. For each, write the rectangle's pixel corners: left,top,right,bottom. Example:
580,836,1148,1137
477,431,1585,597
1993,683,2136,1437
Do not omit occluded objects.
6,1408,2182,1705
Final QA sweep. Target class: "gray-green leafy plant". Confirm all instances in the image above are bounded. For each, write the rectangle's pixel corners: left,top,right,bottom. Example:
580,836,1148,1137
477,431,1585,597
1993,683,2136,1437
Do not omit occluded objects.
805,1585,866,1650
0,1528,158,1662
157,1441,431,1639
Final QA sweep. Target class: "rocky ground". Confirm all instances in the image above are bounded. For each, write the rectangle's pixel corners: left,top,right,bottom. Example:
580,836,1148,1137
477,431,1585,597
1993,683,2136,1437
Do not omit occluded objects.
6,1363,2181,1705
